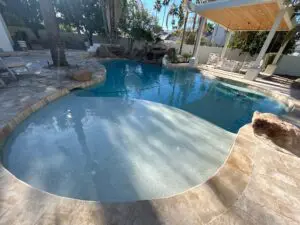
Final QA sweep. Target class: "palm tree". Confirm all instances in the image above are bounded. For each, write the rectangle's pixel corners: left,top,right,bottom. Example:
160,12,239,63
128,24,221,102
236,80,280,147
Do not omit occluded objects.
177,0,185,28
192,0,200,32
154,0,162,21
39,0,68,66
178,0,189,54
107,0,124,41
162,0,171,28
165,3,179,29
179,10,189,54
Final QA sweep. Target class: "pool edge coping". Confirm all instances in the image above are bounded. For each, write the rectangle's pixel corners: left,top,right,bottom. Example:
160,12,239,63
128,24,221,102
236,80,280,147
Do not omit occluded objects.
0,69,106,143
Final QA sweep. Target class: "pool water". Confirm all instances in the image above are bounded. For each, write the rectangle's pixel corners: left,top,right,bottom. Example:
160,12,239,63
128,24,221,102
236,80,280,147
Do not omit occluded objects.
2,60,287,202
77,60,287,133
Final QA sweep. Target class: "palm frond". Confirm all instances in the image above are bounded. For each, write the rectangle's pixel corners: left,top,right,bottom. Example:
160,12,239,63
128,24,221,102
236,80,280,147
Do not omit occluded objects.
166,3,178,29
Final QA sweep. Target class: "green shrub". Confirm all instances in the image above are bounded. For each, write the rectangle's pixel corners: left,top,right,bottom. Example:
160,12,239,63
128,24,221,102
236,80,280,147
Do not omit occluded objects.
262,53,277,71
185,32,196,45
182,53,192,62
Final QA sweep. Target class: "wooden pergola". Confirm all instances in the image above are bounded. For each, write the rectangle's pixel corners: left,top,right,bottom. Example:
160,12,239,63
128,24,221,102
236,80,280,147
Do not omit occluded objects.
187,0,296,80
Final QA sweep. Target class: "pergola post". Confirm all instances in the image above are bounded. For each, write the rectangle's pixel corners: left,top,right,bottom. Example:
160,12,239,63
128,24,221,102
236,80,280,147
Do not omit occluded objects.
245,8,287,80
193,17,206,66
264,38,290,75
221,31,233,59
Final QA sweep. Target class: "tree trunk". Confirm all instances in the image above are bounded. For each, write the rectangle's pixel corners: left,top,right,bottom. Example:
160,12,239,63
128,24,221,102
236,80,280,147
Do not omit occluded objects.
179,11,189,54
88,31,93,46
162,6,167,27
39,0,68,67
130,38,134,53
76,26,81,35
192,14,197,32
111,0,116,41
105,0,112,40
100,3,109,39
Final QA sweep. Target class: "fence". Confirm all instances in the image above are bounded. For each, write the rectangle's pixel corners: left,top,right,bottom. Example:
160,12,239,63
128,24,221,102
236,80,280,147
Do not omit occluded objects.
165,42,257,64
6,26,300,77
8,26,111,50
275,55,300,77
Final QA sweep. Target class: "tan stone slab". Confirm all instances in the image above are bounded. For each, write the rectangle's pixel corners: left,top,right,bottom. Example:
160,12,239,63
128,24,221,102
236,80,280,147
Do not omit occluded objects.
234,194,299,225
207,207,256,225
242,141,300,223
0,125,253,225
254,143,300,183
244,173,300,222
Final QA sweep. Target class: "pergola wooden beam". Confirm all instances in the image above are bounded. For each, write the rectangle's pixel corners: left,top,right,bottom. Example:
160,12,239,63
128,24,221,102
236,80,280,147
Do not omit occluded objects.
187,0,295,31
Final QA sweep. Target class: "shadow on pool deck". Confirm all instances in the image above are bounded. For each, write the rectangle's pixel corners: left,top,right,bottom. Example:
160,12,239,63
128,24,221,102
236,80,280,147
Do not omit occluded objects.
2,96,234,203
4,123,299,225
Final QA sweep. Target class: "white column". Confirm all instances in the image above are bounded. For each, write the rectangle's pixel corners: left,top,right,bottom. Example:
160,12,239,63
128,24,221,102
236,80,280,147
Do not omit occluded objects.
273,39,289,64
245,8,287,80
221,31,233,59
264,38,290,75
193,17,206,66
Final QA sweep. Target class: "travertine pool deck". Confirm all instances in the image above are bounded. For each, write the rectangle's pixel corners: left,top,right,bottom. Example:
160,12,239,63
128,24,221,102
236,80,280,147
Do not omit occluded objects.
0,52,299,224
0,125,299,225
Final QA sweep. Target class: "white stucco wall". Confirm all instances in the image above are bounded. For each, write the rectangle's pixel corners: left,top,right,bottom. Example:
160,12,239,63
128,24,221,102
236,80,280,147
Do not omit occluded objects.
275,55,300,77
210,25,227,47
164,41,257,64
0,14,13,52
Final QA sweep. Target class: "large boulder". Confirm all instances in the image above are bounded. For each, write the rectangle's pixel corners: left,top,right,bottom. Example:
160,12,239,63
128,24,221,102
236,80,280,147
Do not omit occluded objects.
96,45,116,58
291,78,300,89
71,70,92,82
107,45,125,57
252,111,300,156
167,48,177,63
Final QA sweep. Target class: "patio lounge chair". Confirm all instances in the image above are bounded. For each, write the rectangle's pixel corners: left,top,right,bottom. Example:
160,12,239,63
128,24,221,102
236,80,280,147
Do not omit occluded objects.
213,58,242,73
0,58,29,86
207,53,221,66
0,58,18,86
239,61,257,74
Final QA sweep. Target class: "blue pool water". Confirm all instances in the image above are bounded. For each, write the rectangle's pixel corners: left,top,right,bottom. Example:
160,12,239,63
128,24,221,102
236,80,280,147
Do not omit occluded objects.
77,60,287,133
2,60,287,202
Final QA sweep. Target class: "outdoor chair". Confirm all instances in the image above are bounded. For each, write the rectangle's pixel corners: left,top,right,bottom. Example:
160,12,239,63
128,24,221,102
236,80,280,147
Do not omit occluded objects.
0,58,18,86
219,59,243,73
17,40,28,51
207,53,221,67
0,57,30,86
239,61,257,74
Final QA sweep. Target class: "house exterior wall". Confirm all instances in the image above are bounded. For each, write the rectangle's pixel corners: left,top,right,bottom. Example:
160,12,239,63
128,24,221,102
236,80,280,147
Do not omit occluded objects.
0,14,13,52
275,55,300,77
210,24,227,47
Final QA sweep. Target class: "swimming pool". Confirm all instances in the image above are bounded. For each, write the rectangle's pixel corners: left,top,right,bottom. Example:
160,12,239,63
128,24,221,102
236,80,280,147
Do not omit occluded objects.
1,60,287,202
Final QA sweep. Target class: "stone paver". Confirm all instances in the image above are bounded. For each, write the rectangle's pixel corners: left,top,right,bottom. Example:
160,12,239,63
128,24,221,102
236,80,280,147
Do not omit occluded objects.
0,123,298,225
0,125,253,225
0,51,106,129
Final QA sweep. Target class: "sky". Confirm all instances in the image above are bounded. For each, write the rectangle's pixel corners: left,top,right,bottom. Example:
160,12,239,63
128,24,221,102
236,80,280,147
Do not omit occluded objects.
141,0,186,31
